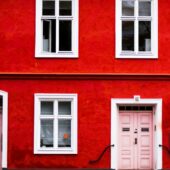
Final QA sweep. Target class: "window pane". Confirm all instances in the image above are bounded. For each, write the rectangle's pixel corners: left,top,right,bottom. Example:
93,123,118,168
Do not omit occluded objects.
51,20,56,52
139,21,151,51
139,1,151,16
122,21,134,51
122,1,134,16
43,20,56,52
41,101,53,115
59,1,72,16
43,0,55,15
40,119,54,147
59,20,72,51
59,102,71,115
43,21,50,52
58,119,71,147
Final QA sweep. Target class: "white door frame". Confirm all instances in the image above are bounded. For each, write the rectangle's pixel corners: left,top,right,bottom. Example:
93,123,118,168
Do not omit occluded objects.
111,96,162,170
0,90,8,169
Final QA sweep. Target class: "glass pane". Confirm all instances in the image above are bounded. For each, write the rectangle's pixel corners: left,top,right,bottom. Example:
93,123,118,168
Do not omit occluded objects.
59,1,72,16
59,102,71,115
43,20,56,52
40,119,54,147
43,0,55,15
41,101,54,115
139,21,151,51
59,20,72,51
139,1,151,16
51,20,56,52
43,21,50,52
122,1,134,16
58,119,71,147
122,21,134,51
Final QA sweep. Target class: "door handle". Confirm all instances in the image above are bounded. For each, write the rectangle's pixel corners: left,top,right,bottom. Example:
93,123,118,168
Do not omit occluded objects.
134,138,137,145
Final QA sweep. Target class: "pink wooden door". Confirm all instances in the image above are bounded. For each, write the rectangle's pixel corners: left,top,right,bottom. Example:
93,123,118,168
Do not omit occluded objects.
118,111,153,170
137,112,153,169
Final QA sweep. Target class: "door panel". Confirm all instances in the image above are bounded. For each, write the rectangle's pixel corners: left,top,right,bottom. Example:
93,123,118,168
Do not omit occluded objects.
118,111,153,170
118,112,134,169
137,112,153,169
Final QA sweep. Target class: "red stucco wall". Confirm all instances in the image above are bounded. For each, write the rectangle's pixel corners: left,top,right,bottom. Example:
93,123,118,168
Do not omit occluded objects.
0,0,170,73
0,0,170,169
0,79,169,168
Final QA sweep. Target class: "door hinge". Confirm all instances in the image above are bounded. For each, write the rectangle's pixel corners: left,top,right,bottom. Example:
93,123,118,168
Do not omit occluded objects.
155,125,156,131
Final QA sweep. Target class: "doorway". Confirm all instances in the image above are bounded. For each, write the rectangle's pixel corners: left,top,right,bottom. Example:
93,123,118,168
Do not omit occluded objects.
118,106,154,169
111,97,162,170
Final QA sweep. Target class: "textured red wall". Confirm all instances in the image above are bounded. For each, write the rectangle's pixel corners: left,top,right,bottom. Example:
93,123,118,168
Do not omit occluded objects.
0,79,169,168
0,0,170,73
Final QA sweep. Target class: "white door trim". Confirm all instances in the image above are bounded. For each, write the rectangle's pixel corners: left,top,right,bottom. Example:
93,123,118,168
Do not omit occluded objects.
0,90,8,168
111,97,162,170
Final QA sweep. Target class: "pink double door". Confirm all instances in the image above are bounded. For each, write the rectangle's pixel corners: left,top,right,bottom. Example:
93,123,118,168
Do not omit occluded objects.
118,111,153,170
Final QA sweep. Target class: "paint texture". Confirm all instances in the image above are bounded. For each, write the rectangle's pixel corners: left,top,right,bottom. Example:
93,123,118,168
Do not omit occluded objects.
0,0,170,73
0,80,168,168
0,0,170,169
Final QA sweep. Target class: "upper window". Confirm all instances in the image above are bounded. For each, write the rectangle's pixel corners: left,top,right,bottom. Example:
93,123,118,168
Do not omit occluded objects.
34,94,78,154
35,0,78,58
116,0,158,59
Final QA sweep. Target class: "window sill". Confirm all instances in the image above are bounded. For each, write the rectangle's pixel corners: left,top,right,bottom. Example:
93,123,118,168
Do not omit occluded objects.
34,148,77,154
35,52,78,58
116,52,158,59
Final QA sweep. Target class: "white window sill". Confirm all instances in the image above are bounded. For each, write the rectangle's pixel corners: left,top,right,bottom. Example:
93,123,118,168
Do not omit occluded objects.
116,52,158,59
34,148,77,154
35,52,78,58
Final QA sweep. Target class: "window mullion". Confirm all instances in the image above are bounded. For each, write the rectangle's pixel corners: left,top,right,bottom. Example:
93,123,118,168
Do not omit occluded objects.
41,20,43,53
71,0,74,52
49,21,52,52
71,101,73,148
38,100,41,149
71,17,73,52
54,100,58,148
56,0,59,53
151,0,153,53
135,0,139,54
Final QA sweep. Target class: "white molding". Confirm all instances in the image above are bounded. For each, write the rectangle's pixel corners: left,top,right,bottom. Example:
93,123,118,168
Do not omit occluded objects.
35,0,79,58
0,90,8,168
111,97,162,170
34,93,78,154
115,0,158,59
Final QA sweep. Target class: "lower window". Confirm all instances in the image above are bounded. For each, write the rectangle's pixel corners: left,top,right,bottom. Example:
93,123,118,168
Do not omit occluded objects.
34,93,78,154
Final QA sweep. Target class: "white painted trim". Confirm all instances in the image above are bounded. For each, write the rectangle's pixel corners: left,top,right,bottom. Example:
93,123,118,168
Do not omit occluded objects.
115,0,158,59
111,97,162,170
35,0,79,58
0,90,8,168
34,93,78,154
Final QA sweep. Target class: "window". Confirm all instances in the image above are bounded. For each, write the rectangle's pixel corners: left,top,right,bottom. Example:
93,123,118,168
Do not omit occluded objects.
34,94,78,154
35,0,78,58
116,0,158,59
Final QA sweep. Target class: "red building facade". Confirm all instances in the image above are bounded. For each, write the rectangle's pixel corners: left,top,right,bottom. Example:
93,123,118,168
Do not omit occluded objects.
0,0,170,169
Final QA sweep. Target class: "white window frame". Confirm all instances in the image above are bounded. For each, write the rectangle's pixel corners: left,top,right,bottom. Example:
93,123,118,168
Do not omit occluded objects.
0,90,8,169
116,0,158,59
34,93,78,154
35,0,79,58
